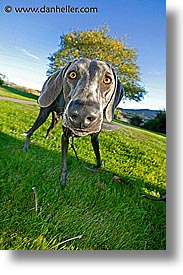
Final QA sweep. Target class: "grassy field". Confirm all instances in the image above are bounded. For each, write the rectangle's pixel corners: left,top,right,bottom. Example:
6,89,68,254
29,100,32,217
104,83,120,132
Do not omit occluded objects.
0,85,38,101
0,86,166,250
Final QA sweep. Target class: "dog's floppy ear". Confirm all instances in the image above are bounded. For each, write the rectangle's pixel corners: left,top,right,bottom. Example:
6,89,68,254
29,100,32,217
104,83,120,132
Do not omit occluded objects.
104,69,124,122
38,62,72,108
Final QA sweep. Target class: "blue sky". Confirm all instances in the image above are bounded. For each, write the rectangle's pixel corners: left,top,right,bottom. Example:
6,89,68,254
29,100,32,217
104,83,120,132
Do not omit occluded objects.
0,0,166,110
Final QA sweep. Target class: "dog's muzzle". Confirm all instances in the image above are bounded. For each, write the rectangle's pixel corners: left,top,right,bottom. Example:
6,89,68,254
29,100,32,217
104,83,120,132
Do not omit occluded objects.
62,99,102,136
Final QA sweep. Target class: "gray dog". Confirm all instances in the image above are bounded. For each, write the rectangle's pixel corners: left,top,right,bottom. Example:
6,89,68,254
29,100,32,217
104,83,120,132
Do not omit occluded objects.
23,58,124,187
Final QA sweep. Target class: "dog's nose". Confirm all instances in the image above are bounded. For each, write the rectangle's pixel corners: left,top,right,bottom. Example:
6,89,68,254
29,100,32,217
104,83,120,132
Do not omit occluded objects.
68,100,99,129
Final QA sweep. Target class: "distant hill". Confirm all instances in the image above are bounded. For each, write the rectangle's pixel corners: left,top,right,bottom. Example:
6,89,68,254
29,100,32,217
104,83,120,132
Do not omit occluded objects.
119,108,159,120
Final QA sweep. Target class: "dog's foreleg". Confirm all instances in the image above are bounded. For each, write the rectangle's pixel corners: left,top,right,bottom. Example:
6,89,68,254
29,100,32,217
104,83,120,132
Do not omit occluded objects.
23,107,50,152
46,111,60,139
91,132,102,168
60,127,70,187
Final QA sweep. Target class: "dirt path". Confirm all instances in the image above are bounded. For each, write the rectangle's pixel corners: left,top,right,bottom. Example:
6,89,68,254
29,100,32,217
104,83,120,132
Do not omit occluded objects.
0,96,38,105
0,96,125,131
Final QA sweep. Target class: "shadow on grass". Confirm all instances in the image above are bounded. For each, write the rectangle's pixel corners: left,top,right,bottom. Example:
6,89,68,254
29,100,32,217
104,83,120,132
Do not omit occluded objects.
0,132,166,252
0,131,165,204
2,86,38,101
0,131,141,191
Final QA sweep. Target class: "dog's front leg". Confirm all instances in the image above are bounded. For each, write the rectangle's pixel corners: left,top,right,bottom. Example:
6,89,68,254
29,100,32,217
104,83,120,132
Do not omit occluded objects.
60,127,70,187
91,132,102,168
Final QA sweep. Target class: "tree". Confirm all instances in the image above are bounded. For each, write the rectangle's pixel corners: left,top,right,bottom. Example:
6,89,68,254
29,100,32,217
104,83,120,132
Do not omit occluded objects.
143,110,166,133
156,110,166,133
0,73,7,86
47,25,146,101
114,108,121,120
0,77,5,86
130,115,143,126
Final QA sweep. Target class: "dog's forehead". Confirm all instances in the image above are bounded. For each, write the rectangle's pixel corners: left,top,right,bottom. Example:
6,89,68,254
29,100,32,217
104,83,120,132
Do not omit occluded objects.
68,59,112,74
89,60,112,74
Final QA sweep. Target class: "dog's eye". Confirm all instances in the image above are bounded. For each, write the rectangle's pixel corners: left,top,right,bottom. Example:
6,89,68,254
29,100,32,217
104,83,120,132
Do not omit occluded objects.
68,71,77,79
103,76,112,84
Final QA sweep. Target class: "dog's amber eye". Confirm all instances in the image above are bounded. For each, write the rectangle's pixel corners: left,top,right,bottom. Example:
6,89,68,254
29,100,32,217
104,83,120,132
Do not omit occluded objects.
103,76,112,84
68,71,77,79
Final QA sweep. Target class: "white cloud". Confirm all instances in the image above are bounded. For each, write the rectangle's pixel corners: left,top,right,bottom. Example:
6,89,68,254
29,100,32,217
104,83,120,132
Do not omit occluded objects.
21,48,41,61
147,71,161,76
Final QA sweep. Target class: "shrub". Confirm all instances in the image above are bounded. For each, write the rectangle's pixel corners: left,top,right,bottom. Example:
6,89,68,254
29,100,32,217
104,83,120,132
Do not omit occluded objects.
143,111,166,133
130,115,143,126
0,77,5,86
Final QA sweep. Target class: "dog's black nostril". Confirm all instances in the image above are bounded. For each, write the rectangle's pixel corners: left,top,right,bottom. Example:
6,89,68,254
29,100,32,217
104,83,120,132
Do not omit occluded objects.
71,114,78,120
86,116,93,122
83,115,97,127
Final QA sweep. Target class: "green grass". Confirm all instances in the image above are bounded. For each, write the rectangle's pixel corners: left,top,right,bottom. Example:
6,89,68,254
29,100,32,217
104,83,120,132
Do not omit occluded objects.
0,86,38,101
0,98,166,250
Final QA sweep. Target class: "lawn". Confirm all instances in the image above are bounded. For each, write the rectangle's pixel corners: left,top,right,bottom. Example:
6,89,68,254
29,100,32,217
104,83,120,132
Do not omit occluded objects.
0,85,38,101
0,90,166,250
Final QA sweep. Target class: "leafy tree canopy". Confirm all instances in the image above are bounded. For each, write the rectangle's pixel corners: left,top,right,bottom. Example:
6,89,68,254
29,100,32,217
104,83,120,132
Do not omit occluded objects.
47,25,147,101
143,110,166,134
130,115,143,126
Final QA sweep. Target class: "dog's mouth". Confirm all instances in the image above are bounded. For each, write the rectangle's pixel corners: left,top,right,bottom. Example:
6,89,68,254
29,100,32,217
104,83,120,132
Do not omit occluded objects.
62,113,103,137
